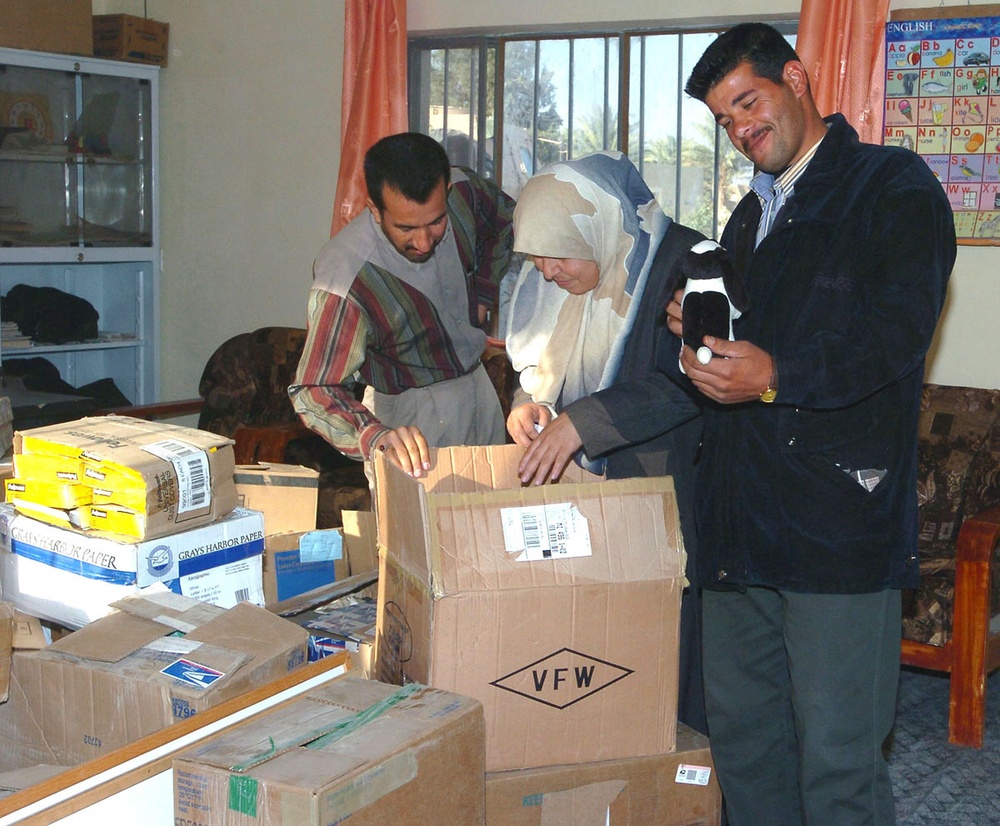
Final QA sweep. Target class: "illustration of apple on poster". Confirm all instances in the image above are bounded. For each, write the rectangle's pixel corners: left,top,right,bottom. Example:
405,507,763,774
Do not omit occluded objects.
885,10,1000,243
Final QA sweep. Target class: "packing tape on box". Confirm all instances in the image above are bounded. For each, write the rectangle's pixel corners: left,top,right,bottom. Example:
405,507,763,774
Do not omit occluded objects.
229,682,426,773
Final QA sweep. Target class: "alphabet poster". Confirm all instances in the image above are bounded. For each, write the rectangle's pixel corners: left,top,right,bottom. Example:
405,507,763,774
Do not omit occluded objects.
886,8,1000,243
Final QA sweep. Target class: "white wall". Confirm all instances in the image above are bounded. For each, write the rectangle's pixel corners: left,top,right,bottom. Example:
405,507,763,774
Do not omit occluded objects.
96,0,344,401
97,0,1000,397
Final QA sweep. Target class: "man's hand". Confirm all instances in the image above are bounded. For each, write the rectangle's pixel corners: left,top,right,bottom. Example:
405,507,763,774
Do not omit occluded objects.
679,336,773,404
664,288,685,338
506,402,554,447
516,413,583,486
372,426,431,477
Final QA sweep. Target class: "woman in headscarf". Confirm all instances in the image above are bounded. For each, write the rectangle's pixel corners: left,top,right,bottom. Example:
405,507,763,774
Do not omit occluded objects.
505,150,708,734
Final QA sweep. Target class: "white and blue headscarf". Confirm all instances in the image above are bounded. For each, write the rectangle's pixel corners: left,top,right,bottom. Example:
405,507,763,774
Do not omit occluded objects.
505,151,670,472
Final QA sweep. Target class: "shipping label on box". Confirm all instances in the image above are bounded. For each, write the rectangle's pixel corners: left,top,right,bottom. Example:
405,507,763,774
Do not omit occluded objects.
374,444,686,772
173,677,485,826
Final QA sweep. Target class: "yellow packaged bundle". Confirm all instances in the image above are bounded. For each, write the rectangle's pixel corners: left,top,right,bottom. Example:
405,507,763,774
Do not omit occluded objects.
13,415,237,541
85,503,146,539
5,477,93,509
12,452,85,484
6,498,91,531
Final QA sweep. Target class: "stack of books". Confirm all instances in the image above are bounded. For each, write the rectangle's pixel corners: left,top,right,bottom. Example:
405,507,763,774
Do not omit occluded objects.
1,321,32,349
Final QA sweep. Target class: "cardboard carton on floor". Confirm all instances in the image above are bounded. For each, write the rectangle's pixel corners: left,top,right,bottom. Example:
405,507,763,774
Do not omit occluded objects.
173,676,486,825
11,415,237,541
374,444,686,772
485,722,721,825
0,504,265,628
234,462,319,535
0,592,308,765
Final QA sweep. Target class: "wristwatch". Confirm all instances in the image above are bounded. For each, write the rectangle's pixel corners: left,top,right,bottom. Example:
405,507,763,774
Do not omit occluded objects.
759,356,778,403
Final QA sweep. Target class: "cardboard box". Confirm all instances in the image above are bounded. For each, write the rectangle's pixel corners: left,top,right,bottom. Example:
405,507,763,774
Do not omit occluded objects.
234,462,319,535
92,13,168,66
263,528,349,606
12,415,237,541
173,676,486,825
0,504,265,627
0,764,65,800
0,593,309,765
342,509,377,575
0,0,94,56
374,445,686,772
485,723,721,825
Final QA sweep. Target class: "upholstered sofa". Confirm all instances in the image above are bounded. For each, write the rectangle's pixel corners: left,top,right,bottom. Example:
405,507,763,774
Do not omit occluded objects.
901,383,1000,747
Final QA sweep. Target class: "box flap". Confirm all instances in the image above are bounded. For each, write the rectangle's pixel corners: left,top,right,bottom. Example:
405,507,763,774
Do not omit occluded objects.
110,591,226,631
185,601,308,657
378,445,685,596
46,610,171,662
232,463,319,484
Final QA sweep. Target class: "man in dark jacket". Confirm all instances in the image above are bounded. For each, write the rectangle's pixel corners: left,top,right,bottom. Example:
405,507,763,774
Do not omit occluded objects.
663,23,956,826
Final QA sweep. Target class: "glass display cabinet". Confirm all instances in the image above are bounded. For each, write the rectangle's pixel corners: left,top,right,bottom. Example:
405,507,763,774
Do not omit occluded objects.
0,46,159,406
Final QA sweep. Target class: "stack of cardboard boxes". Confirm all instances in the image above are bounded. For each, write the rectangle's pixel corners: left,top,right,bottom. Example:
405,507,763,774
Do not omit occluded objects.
372,444,721,825
0,415,313,781
0,415,266,627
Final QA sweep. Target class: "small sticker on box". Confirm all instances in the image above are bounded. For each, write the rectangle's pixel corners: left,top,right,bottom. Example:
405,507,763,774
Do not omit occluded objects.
500,503,591,561
676,764,712,786
161,658,225,689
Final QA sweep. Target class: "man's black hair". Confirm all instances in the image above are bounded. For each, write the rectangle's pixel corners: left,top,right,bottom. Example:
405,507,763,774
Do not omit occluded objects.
364,132,451,212
685,22,801,102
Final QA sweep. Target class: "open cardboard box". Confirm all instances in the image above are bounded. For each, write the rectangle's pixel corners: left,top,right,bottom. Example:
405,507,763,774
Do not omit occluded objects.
374,444,687,772
0,592,309,766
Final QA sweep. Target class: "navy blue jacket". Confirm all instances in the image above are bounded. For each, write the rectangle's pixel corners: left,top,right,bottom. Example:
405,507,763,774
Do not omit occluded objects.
663,114,956,593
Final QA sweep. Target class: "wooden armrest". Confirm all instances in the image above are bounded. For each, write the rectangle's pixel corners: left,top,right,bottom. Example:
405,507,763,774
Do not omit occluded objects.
94,398,204,420
232,421,315,465
955,507,1000,565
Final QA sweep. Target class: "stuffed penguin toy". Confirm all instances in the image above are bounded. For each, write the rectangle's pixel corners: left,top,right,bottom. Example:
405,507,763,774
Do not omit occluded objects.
671,239,748,370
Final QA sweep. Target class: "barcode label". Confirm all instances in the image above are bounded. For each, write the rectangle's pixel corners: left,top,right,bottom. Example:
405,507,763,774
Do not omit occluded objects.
500,503,591,561
233,587,250,603
144,439,212,514
675,764,712,786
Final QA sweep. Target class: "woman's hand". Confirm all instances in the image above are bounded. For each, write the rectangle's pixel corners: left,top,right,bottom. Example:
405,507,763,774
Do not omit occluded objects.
517,413,582,486
372,426,430,477
506,402,553,447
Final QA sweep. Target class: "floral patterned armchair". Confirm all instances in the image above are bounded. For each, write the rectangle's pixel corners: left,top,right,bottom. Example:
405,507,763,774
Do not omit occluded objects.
901,383,1000,747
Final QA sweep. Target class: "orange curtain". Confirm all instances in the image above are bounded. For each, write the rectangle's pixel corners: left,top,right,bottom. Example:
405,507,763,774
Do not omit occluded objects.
797,0,890,145
330,0,408,237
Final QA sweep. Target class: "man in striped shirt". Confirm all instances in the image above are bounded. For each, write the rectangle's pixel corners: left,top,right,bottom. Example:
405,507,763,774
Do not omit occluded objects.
290,133,515,476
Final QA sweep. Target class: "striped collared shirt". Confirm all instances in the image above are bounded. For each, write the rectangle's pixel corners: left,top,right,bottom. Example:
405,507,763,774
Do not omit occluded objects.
750,135,825,247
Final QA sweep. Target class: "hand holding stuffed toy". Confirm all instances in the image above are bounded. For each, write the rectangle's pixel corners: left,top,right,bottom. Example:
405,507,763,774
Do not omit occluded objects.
670,239,748,371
